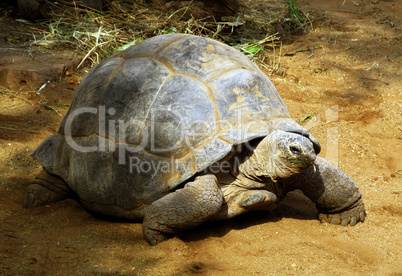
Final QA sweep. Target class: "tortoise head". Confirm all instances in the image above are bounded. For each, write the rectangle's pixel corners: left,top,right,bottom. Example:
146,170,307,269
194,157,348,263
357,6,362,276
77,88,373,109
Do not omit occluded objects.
256,130,317,180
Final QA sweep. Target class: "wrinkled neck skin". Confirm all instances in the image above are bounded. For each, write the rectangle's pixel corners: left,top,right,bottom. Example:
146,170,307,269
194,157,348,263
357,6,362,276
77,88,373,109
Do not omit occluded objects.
237,138,282,182
211,138,285,205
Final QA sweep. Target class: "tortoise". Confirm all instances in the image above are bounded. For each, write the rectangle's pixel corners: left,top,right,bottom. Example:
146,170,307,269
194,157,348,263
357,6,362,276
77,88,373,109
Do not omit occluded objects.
24,34,366,245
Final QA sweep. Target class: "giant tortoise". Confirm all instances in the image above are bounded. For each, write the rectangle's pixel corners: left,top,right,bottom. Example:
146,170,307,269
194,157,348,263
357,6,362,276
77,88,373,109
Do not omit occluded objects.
24,34,366,245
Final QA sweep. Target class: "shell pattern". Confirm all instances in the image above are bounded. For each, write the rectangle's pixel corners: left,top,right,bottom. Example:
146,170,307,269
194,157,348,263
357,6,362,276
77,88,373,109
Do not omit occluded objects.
32,34,290,211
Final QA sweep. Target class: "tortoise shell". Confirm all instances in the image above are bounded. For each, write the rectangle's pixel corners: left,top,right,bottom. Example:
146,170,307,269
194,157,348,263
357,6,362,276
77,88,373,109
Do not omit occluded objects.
32,34,290,212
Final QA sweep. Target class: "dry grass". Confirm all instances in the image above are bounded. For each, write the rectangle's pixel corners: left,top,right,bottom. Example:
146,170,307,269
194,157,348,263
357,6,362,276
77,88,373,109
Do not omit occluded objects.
29,0,312,72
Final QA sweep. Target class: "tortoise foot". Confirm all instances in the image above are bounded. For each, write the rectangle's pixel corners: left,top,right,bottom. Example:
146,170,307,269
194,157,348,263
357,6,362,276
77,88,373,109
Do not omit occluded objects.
142,175,223,245
23,169,71,208
142,222,175,246
23,184,54,208
319,199,366,226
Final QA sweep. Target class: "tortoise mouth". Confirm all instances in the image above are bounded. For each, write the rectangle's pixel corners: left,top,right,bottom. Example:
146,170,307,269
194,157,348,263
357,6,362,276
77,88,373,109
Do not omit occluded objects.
288,154,316,167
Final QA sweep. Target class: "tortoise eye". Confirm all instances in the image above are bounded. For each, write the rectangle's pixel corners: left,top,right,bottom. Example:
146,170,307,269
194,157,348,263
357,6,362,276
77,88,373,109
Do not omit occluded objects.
289,146,301,155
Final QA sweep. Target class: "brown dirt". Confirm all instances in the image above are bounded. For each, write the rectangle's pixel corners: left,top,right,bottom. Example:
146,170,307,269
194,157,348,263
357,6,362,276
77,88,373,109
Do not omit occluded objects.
0,0,401,275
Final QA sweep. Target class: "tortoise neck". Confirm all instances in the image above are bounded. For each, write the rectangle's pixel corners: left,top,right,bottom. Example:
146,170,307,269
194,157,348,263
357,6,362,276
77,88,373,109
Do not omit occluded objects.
234,137,277,184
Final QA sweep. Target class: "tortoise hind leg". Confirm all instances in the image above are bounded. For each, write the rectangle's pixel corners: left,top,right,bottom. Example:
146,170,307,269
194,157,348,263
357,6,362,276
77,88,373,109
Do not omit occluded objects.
23,169,71,208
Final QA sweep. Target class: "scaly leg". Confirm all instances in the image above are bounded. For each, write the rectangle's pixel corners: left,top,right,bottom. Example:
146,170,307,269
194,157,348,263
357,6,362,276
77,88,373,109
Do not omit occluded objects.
23,169,71,208
142,174,223,245
211,189,279,220
283,157,366,226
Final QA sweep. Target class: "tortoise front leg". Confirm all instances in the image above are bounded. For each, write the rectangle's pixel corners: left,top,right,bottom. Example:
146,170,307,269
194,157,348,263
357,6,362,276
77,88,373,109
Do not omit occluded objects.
210,189,279,220
142,174,223,245
283,157,366,226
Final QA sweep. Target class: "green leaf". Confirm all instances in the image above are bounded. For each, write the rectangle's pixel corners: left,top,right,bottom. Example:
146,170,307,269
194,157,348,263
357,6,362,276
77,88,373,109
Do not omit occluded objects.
246,45,262,54
163,27,178,34
116,39,141,52
57,103,70,109
300,115,313,123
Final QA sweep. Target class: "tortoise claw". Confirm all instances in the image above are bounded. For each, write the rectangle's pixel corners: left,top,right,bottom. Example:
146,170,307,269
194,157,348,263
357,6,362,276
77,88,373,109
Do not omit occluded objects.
319,199,366,227
23,184,52,208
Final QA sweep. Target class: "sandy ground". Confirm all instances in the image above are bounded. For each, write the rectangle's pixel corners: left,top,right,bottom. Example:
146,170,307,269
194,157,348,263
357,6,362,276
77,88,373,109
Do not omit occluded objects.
0,0,401,275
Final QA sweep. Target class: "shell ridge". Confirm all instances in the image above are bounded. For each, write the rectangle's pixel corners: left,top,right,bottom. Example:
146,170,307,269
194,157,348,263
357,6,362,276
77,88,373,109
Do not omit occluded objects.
136,74,173,145
94,60,126,134
152,34,191,58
